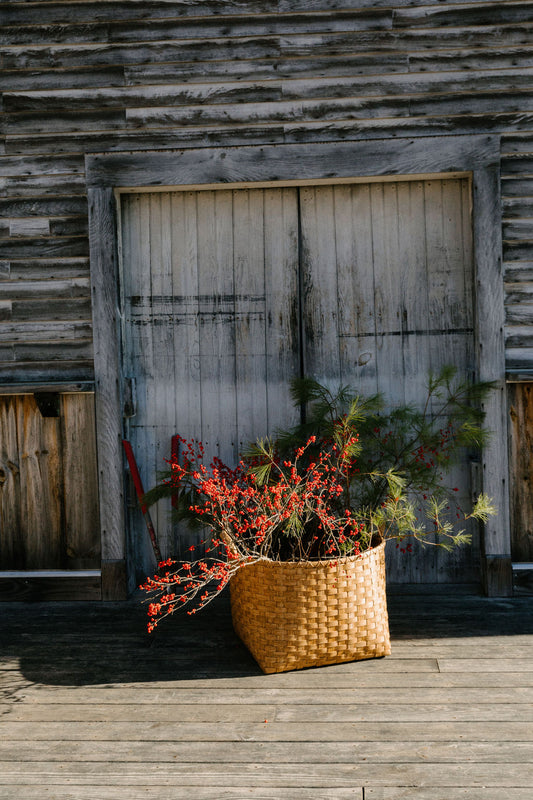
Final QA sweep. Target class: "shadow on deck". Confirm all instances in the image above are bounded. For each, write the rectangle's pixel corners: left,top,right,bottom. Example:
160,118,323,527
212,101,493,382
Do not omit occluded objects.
0,585,532,799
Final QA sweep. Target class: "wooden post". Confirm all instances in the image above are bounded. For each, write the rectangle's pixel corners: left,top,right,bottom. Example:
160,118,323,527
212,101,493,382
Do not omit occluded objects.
88,186,128,601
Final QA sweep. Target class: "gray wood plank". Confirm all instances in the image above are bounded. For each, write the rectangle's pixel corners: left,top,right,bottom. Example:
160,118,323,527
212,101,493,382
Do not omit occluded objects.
87,187,126,595
0,789,362,800
2,720,533,743
0,761,531,788
0,154,84,176
1,739,532,764
0,11,393,47
0,1,279,26
0,202,87,218
0,236,88,260
7,67,533,113
275,703,533,723
365,790,533,800
2,685,531,706
2,39,280,71
0,321,92,343
394,3,533,29
86,137,500,189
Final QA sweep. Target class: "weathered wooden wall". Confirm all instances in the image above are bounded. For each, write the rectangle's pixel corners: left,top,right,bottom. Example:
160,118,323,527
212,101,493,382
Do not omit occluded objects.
1,0,533,383
1,1,533,588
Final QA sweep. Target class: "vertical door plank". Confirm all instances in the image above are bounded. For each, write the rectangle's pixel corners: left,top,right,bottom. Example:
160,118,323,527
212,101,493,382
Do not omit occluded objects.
263,187,300,432
233,189,268,451
170,191,202,443
508,383,533,562
335,183,379,396
371,182,407,407
147,193,176,558
300,185,341,386
0,398,22,568
16,396,62,569
443,178,478,583
372,182,414,582
424,179,478,582
392,181,434,583
61,393,100,569
425,179,474,378
169,191,202,558
121,193,157,571
396,181,431,407
196,190,238,467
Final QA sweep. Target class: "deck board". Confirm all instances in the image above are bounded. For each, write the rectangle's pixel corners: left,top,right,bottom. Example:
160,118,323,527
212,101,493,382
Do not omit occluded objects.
0,586,532,796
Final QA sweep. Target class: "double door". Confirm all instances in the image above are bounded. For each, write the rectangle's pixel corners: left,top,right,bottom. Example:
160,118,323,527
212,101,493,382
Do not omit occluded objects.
120,177,475,582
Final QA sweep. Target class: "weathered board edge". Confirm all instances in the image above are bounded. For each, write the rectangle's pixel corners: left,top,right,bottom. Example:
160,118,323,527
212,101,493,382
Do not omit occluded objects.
471,154,512,595
86,136,499,189
0,574,101,602
87,186,127,600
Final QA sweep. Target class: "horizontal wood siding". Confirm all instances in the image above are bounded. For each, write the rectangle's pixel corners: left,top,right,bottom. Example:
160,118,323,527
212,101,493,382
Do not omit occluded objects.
1,1,533,383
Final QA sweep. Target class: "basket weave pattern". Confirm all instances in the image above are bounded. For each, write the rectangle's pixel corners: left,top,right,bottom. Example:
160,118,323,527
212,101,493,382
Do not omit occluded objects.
230,541,390,674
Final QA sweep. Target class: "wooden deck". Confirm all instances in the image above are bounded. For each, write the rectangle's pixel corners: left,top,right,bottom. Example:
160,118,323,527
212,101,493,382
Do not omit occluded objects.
0,585,532,799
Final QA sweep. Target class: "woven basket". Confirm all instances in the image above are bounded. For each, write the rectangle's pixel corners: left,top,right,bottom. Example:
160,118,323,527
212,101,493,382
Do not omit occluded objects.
230,541,390,674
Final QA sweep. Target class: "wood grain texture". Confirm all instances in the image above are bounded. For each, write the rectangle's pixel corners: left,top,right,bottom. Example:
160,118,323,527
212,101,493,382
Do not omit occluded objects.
299,178,478,584
119,177,481,584
87,188,125,573
0,393,100,576
119,187,300,572
471,162,512,576
508,382,533,561
4,0,533,587
85,137,491,190
60,394,100,569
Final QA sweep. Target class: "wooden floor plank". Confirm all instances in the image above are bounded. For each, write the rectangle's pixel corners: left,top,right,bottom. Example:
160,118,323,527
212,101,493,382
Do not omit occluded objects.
2,719,533,742
1,685,531,706
1,740,533,763
0,762,531,788
438,658,533,672
0,789,362,800
275,703,533,722
365,790,533,800
1,701,531,723
4,671,533,689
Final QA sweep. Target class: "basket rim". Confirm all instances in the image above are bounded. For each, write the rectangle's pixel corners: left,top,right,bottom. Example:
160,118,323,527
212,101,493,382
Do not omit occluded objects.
234,540,386,571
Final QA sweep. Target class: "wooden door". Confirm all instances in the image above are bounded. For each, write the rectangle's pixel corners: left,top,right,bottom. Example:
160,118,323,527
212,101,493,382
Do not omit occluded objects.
120,178,476,582
120,189,301,571
508,383,533,562
0,393,101,598
300,178,476,582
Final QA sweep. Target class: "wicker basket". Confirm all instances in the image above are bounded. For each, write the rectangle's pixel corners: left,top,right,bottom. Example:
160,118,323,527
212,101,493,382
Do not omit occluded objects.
230,541,390,674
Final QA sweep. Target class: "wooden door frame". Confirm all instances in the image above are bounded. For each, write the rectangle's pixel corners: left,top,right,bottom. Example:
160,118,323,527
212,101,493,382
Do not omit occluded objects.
86,135,510,599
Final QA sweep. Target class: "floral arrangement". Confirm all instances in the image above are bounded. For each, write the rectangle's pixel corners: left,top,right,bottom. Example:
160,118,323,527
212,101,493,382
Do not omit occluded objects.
141,367,496,631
